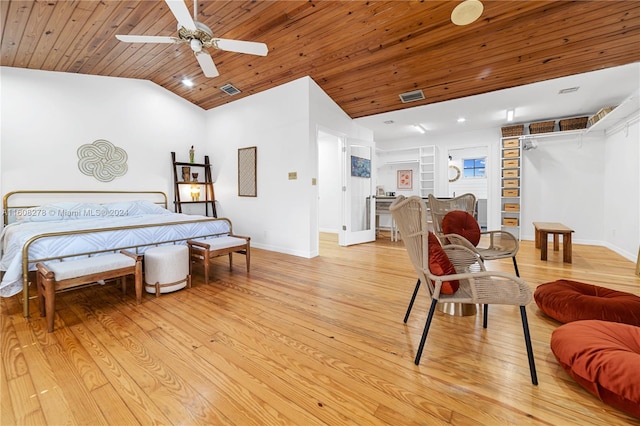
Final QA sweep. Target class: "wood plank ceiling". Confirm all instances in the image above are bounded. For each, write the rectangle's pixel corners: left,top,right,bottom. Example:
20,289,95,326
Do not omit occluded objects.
2,1,639,118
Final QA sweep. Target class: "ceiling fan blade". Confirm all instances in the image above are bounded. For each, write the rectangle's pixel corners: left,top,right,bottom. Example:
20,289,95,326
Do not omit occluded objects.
116,35,179,44
165,0,197,31
214,38,268,56
195,51,219,78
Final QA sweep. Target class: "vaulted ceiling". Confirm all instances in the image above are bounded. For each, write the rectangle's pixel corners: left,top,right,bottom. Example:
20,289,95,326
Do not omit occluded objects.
2,1,639,119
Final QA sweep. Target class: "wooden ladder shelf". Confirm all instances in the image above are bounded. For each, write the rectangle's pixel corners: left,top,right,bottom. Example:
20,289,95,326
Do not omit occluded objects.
171,151,217,217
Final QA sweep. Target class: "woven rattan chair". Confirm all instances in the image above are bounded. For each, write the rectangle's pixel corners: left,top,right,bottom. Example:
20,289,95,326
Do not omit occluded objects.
390,195,421,322
428,193,521,276
390,196,537,385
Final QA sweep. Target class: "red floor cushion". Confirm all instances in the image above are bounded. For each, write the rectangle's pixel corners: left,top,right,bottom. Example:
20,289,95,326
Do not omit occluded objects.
534,279,640,326
551,320,640,418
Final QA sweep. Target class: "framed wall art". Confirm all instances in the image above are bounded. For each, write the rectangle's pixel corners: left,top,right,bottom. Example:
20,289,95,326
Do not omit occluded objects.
397,169,413,190
350,155,371,178
238,146,257,197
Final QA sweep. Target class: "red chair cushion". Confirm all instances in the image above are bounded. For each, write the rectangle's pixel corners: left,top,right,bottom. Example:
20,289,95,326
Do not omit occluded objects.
551,320,640,418
442,210,481,246
534,279,640,326
427,232,459,295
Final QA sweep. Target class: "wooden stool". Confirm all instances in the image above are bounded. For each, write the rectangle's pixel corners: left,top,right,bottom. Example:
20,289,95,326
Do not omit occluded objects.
533,222,574,263
188,235,250,285
36,250,142,332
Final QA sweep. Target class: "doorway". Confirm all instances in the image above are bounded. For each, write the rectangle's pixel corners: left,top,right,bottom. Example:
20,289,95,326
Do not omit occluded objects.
318,130,342,252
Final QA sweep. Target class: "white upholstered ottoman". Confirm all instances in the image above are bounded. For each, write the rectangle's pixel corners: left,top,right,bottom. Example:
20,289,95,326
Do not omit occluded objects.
144,245,191,296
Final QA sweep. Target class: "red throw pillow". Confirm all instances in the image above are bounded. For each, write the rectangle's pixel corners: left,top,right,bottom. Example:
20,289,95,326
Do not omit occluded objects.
442,210,481,246
427,232,459,294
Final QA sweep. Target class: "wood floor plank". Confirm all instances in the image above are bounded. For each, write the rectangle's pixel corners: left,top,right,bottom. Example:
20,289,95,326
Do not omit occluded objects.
69,298,230,425
10,313,77,425
64,318,174,425
122,296,329,425
2,236,639,425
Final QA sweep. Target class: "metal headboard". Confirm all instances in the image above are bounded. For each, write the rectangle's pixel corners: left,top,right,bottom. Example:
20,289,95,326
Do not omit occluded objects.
3,190,169,226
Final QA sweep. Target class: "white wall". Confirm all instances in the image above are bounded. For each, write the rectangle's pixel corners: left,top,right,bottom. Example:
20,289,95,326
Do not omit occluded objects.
521,132,605,243
603,118,640,260
203,77,372,258
1,69,372,259
203,77,312,257
0,67,205,213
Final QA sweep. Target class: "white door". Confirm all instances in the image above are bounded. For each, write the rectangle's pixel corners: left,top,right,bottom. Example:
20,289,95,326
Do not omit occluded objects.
339,138,376,246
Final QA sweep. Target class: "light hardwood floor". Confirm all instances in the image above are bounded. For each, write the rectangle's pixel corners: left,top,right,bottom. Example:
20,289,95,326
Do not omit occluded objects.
2,234,639,425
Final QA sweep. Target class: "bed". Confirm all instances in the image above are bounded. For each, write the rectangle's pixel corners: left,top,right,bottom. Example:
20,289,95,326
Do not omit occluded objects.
1,190,234,317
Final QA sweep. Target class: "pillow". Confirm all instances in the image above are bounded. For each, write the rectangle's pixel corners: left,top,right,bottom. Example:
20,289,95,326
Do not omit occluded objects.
16,202,108,222
427,232,459,294
442,210,481,246
551,320,640,418
534,280,640,326
101,200,170,217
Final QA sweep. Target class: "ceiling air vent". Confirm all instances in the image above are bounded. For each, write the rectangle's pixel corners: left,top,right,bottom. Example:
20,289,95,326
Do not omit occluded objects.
220,83,241,96
399,89,425,103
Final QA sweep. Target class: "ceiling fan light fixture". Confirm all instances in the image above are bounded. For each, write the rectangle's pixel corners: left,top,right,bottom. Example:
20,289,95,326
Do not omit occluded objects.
190,38,202,52
451,0,484,26
115,0,268,79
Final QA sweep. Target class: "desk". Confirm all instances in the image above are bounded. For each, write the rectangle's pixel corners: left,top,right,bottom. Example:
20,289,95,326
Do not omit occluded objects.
533,222,574,263
372,197,399,241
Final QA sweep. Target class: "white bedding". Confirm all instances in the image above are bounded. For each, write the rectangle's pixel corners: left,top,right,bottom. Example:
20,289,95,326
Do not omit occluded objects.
0,211,230,297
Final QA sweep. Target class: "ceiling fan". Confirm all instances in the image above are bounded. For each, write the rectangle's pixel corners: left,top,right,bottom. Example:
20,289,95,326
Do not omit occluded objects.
115,0,268,78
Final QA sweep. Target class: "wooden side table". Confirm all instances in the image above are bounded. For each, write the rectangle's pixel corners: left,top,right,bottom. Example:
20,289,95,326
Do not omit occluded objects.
533,222,575,263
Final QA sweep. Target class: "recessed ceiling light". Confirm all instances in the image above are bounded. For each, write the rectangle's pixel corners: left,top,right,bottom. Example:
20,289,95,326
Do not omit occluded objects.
451,0,484,26
181,78,194,87
558,86,580,94
414,124,426,134
457,117,466,123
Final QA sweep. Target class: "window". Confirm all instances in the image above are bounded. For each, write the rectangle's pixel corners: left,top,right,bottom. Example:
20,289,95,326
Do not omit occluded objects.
463,158,486,178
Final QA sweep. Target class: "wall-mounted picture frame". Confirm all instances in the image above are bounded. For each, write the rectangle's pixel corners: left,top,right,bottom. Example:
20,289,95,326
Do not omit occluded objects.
238,146,257,197
397,169,413,190
350,155,371,178
376,186,385,197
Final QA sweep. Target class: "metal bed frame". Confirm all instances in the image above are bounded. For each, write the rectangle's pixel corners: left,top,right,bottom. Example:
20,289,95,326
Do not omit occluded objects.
2,190,231,317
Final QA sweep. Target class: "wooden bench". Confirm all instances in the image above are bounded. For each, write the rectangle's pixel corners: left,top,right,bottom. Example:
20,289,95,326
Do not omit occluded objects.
533,222,574,263
187,235,250,285
36,250,142,332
